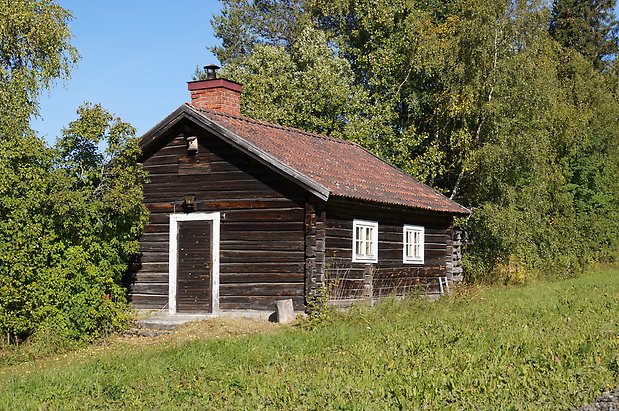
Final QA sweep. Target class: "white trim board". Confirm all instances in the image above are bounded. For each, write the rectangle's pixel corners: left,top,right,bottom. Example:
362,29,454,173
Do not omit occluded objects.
168,212,220,315
352,219,379,263
403,224,425,265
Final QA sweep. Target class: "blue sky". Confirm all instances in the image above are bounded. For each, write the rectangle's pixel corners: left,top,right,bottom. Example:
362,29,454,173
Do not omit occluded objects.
32,0,222,144
33,1,619,144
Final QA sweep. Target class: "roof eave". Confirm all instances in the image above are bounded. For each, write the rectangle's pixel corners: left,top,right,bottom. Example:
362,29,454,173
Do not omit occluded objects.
140,105,187,153
342,140,471,216
329,194,471,216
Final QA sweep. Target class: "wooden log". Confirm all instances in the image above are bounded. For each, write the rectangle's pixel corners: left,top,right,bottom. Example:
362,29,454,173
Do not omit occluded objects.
139,242,169,252
219,296,304,311
129,294,168,309
133,272,168,283
222,230,302,241
143,154,181,166
141,252,169,263
220,262,304,274
220,240,305,251
219,283,304,297
219,272,304,283
220,250,304,263
140,262,169,272
130,282,168,294
222,221,303,232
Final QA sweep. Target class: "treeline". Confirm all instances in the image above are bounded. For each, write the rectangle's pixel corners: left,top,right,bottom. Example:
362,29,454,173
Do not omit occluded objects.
0,2,147,343
206,0,619,283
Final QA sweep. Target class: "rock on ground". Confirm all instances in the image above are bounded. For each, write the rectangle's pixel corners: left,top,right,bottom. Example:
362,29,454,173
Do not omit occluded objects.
576,386,619,411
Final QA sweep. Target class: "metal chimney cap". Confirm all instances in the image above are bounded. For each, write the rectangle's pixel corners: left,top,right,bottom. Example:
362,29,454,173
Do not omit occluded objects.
204,64,220,80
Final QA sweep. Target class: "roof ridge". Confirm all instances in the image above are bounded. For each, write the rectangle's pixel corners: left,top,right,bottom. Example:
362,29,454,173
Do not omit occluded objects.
190,104,358,147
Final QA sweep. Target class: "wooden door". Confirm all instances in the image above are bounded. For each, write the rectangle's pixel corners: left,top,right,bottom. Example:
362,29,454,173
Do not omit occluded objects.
176,220,212,313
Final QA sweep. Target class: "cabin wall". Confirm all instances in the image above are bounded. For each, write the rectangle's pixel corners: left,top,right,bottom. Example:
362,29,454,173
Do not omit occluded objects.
323,199,453,301
132,130,307,311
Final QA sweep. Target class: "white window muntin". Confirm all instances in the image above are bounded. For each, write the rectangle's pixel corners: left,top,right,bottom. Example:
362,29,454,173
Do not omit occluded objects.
403,225,424,264
353,219,378,263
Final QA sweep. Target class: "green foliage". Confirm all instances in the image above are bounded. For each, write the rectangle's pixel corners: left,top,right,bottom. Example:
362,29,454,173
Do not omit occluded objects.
211,0,309,65
0,2,142,344
303,285,333,329
0,0,79,137
549,0,619,71
200,25,390,144
464,38,619,282
0,266,617,409
210,0,619,283
0,104,148,343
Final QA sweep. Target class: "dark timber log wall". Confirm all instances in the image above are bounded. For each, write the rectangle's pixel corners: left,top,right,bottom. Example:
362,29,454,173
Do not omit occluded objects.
323,199,453,300
132,130,306,311
304,201,326,296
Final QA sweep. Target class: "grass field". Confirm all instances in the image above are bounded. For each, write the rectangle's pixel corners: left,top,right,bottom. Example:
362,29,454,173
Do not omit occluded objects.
0,267,617,410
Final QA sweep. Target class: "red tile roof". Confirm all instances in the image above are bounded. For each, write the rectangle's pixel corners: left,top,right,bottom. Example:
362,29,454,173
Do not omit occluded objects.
190,105,469,215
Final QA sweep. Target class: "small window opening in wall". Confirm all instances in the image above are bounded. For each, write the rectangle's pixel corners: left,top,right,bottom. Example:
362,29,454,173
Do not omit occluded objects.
353,219,378,263
403,225,424,264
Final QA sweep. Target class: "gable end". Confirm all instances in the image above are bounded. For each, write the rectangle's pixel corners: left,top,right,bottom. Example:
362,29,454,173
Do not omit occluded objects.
140,105,330,201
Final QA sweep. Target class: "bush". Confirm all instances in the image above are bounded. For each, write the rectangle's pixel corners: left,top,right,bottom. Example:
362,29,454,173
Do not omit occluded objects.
303,286,334,329
0,104,147,343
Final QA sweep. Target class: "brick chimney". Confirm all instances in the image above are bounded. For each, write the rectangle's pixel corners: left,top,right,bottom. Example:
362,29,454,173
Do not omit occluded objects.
187,64,242,116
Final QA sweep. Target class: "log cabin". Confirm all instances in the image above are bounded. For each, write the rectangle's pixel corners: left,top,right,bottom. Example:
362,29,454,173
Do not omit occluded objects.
129,68,470,317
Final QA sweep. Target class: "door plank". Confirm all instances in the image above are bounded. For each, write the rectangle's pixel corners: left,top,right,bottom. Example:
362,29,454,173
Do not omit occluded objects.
177,220,212,313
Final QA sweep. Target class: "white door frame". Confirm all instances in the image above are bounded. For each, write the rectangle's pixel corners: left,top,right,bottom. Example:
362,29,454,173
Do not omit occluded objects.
168,212,220,315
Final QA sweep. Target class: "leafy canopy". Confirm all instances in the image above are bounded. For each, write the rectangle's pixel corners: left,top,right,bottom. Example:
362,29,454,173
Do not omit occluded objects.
0,104,148,343
549,0,619,70
0,1,147,344
210,0,619,282
0,0,79,137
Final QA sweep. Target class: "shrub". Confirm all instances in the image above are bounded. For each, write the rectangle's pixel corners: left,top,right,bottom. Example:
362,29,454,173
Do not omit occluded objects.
0,104,147,344
304,286,333,329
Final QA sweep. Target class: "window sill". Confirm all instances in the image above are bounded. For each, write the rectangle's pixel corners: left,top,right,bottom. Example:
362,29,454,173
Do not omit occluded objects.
352,257,378,264
403,259,424,265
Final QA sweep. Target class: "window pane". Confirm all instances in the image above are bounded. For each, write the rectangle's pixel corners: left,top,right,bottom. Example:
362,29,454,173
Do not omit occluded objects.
372,230,376,256
404,226,424,262
353,220,378,262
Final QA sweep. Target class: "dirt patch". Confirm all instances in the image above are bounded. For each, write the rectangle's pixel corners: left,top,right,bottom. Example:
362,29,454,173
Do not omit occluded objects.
116,317,286,347
0,317,288,374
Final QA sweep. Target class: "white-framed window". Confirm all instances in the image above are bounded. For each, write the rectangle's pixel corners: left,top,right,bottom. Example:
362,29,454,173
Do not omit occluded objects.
403,225,424,264
352,219,378,263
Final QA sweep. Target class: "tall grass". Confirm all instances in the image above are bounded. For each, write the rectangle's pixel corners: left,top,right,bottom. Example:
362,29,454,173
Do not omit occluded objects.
0,267,617,410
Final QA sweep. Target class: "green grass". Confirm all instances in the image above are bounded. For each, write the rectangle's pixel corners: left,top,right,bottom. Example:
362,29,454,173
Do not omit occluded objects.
0,267,618,410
